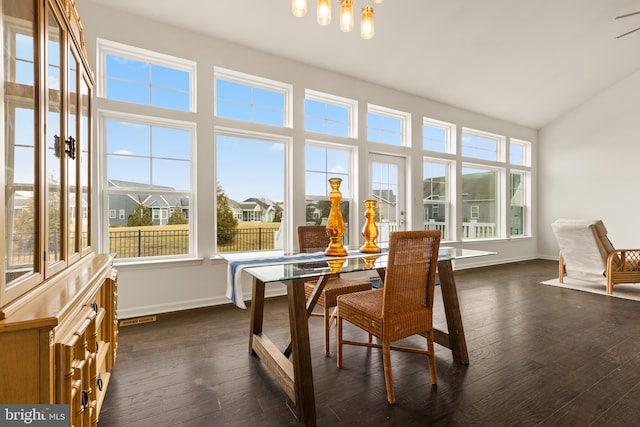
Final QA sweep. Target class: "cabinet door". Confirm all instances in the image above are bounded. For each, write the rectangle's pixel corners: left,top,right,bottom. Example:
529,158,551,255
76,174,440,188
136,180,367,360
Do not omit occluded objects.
1,0,41,306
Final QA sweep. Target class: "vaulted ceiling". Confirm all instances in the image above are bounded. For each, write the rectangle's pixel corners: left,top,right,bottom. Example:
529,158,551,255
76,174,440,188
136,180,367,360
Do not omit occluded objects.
83,0,640,129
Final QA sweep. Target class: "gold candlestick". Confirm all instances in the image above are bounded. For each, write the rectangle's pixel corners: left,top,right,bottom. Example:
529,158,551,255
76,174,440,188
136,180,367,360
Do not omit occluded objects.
325,177,348,256
360,199,381,253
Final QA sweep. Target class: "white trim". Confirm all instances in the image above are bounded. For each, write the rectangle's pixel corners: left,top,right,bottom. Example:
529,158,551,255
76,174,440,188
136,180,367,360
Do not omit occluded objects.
367,103,412,147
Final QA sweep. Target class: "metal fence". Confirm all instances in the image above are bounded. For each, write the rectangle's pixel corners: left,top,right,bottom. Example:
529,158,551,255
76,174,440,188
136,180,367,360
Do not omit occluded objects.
217,227,279,252
109,229,189,258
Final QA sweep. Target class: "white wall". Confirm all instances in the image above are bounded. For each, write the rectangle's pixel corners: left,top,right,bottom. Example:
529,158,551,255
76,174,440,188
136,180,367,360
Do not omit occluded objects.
78,1,539,319
539,68,640,258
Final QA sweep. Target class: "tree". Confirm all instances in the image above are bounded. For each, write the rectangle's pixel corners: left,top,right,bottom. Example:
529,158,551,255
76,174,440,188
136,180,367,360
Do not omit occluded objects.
167,205,188,225
127,202,153,226
273,204,283,222
216,183,238,245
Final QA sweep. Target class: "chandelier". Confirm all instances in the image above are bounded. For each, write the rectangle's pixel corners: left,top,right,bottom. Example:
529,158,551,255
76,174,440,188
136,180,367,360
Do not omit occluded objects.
291,0,384,40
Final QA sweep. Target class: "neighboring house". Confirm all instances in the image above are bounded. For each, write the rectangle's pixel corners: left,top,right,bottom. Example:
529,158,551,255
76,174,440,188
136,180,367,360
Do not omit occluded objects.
229,197,279,223
108,179,189,226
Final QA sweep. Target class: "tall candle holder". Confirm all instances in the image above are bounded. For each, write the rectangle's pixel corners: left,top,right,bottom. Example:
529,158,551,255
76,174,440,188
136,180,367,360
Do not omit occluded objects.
360,199,381,253
325,177,348,256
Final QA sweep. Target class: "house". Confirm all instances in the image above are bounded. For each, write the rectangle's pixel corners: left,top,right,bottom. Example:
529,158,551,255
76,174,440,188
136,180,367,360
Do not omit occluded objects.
229,197,279,223
107,179,190,226
70,0,640,318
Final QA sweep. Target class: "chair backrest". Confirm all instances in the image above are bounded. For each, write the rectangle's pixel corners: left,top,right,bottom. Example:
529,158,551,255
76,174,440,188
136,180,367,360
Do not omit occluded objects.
551,218,615,283
298,225,330,253
382,230,441,317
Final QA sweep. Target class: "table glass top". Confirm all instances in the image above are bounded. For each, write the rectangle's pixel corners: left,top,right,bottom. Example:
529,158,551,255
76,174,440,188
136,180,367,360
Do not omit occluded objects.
243,247,495,284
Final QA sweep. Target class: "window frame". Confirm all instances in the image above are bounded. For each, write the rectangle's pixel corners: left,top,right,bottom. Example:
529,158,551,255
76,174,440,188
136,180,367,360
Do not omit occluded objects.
214,66,293,128
96,38,197,112
423,158,451,241
304,89,357,138
423,117,456,154
99,110,196,261
367,104,411,147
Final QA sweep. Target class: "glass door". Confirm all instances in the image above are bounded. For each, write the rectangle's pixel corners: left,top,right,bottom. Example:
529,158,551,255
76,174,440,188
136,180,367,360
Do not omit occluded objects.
369,154,406,248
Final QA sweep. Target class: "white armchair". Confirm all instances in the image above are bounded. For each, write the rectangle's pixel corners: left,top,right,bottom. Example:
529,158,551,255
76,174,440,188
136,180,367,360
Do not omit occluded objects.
551,218,640,294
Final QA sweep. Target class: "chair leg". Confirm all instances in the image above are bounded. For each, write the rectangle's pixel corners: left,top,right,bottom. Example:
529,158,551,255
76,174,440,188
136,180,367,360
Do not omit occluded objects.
427,330,438,385
324,304,331,356
337,313,343,368
382,341,395,404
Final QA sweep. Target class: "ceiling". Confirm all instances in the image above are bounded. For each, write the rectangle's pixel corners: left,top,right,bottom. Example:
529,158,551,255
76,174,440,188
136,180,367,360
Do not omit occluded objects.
84,0,640,129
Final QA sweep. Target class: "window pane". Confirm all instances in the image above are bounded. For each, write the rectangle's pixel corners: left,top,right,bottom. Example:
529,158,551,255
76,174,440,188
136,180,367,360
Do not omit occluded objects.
216,135,284,253
152,159,190,190
462,167,497,239
152,127,190,159
215,77,286,127
305,146,350,197
104,51,193,111
304,98,350,137
423,124,447,152
423,161,448,239
108,155,151,185
107,120,150,156
367,110,406,146
462,132,498,161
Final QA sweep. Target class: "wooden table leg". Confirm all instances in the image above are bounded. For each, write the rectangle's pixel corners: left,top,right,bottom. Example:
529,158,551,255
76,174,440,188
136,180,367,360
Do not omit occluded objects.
436,259,469,365
249,278,266,355
287,278,316,426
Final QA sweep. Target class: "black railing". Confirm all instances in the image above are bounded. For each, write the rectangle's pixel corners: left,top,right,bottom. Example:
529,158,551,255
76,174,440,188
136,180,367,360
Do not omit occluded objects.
217,227,279,253
109,229,189,258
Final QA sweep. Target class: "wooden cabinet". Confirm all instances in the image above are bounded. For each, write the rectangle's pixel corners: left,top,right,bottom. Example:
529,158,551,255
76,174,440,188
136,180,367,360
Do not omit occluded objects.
0,253,118,426
2,0,93,309
1,1,117,424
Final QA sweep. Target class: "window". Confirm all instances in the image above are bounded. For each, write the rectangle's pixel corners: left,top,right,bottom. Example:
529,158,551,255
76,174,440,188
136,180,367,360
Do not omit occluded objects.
462,166,498,239
102,112,194,259
510,171,528,236
367,105,411,146
214,67,292,127
97,39,195,112
305,144,354,243
461,128,503,161
510,138,531,166
215,130,287,253
109,210,116,219
305,90,356,137
423,160,449,240
423,118,455,153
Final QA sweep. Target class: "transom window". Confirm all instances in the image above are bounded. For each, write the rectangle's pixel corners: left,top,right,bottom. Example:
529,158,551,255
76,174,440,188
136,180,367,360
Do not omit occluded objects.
461,128,502,161
510,138,531,166
97,39,195,112
305,90,356,137
214,67,292,128
367,105,411,146
423,118,455,153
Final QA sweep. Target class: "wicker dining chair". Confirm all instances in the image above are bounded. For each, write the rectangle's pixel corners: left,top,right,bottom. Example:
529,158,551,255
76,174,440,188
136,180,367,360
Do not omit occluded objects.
298,225,372,356
336,229,441,404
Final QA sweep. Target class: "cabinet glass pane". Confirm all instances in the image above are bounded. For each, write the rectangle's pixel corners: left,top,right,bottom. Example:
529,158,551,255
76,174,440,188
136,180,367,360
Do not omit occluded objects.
68,49,78,256
47,7,63,264
4,0,37,286
80,77,90,250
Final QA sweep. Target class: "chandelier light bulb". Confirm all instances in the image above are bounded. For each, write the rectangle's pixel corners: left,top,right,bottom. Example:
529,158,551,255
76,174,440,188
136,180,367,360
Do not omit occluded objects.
292,0,308,18
317,0,332,26
361,5,374,39
340,0,354,32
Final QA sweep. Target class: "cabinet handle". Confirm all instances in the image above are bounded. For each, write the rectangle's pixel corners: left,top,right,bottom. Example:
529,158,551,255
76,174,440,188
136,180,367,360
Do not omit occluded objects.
65,135,76,159
91,300,99,314
97,375,103,392
81,390,89,408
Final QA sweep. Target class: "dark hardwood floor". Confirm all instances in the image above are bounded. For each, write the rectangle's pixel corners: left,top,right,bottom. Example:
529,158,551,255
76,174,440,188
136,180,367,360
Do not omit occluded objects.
98,259,640,426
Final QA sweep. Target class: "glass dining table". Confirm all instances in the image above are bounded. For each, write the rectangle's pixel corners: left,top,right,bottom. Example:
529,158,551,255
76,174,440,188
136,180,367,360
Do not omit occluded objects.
243,247,495,427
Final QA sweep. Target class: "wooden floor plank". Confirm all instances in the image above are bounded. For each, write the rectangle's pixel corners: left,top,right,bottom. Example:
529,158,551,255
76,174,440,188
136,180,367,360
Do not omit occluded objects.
98,260,640,426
